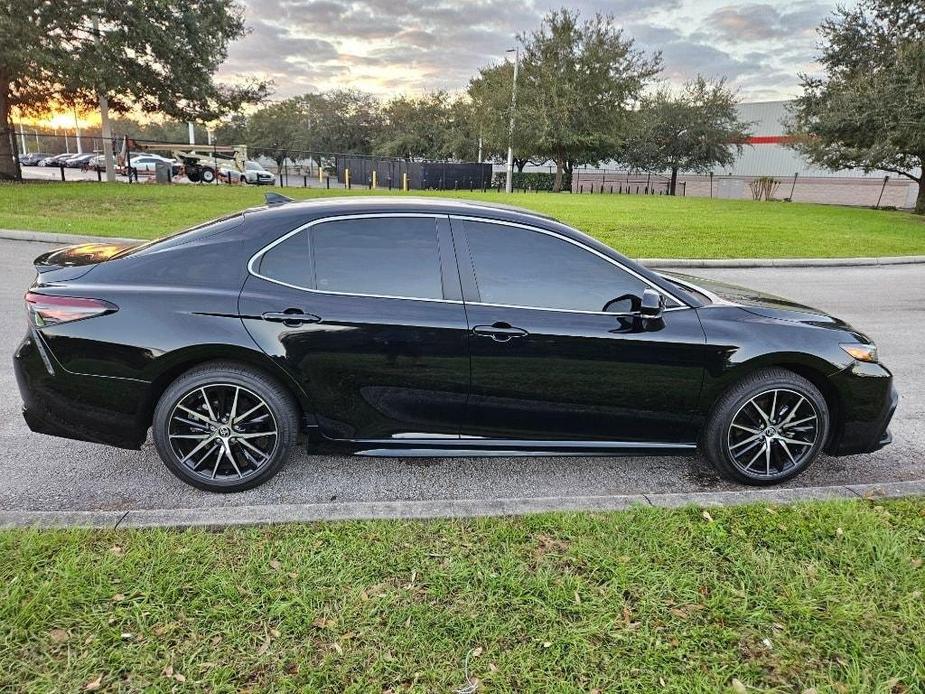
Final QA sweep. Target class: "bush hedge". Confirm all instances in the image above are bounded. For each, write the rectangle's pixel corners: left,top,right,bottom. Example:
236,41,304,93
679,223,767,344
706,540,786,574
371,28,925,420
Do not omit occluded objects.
491,171,572,191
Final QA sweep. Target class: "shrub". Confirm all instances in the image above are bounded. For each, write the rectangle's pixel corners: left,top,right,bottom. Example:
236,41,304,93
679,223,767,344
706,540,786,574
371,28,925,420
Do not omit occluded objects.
749,176,781,201
492,171,572,191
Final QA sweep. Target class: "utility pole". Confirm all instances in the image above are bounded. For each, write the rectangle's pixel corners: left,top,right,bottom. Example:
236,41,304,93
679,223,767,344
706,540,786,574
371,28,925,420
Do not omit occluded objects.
505,46,519,194
94,16,115,181
74,108,83,154
18,119,26,154
188,122,196,145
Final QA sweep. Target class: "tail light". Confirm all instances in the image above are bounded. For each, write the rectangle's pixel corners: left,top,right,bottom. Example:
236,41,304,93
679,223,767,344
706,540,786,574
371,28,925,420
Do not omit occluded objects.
25,292,118,327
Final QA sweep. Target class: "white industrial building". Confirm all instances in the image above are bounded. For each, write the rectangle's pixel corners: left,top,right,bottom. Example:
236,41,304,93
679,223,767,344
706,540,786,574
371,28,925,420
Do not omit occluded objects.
569,100,920,208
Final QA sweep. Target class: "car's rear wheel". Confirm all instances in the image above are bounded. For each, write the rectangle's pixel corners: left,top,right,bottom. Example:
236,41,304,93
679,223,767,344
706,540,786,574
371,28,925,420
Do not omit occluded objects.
701,368,829,485
152,363,299,492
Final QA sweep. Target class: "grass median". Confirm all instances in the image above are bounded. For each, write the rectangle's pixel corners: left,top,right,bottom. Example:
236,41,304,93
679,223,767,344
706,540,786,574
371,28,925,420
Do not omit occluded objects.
2,182,924,258
2,498,924,691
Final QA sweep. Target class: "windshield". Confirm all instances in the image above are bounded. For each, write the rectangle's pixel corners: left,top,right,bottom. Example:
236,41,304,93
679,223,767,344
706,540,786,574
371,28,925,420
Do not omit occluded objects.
245,161,266,171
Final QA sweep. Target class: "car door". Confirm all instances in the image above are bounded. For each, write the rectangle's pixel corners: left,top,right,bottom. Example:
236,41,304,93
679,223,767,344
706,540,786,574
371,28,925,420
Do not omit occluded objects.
239,213,470,440
452,216,709,444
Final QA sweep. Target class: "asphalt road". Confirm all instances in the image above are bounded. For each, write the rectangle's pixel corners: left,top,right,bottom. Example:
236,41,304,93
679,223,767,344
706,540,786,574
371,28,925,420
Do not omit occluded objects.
0,238,922,514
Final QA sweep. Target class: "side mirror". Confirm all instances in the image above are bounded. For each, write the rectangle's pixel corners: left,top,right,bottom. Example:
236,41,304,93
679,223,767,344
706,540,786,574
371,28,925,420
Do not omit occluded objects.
639,288,665,319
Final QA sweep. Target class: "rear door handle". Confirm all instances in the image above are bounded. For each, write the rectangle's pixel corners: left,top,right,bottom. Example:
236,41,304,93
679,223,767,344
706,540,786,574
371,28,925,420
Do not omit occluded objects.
472,323,529,342
262,310,322,326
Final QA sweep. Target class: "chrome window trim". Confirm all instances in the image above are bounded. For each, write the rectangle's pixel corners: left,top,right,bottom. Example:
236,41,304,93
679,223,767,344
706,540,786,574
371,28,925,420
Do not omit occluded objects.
247,210,691,313
247,212,463,304
448,215,690,310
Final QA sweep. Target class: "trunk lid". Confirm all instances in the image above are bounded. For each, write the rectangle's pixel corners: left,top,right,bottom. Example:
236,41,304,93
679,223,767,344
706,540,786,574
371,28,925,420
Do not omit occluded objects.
33,241,142,282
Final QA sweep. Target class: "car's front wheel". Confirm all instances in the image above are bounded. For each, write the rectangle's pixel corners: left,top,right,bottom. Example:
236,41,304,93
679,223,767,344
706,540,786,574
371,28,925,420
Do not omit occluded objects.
152,362,300,492
701,368,830,485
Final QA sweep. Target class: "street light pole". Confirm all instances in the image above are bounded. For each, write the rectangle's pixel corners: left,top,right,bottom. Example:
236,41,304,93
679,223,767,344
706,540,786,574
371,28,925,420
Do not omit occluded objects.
94,16,115,181
505,46,519,194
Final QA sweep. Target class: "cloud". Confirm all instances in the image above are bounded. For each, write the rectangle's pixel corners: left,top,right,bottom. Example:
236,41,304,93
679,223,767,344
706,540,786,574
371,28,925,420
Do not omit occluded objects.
703,2,830,43
216,0,836,101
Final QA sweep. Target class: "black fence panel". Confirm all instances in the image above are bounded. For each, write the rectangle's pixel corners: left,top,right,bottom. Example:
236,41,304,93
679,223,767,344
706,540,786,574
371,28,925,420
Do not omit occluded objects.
335,156,491,190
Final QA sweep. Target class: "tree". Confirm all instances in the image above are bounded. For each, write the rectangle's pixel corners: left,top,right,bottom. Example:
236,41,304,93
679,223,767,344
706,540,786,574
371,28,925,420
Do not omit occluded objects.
0,0,267,180
246,99,309,170
787,0,925,213
467,62,544,170
622,76,751,195
517,9,661,191
300,90,381,154
375,91,479,161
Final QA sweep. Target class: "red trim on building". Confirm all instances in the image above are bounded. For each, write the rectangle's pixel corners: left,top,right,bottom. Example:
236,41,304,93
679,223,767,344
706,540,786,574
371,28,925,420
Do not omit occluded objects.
746,135,795,145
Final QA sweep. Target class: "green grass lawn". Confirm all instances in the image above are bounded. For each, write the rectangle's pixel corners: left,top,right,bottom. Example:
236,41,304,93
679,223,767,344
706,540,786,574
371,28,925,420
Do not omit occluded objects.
1,182,924,258
2,499,924,692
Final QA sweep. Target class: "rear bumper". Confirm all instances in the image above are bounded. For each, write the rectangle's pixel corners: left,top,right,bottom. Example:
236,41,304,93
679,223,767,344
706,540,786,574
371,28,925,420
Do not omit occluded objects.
14,330,150,450
825,361,898,456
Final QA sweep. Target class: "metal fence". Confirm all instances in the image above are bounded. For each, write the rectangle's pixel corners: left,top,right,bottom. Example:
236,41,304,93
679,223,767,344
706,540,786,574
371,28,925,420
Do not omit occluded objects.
572,170,679,196
13,136,496,192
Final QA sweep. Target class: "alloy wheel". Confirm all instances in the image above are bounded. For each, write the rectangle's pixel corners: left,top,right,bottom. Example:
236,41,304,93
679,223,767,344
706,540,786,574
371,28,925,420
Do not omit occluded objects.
726,388,819,479
167,383,278,482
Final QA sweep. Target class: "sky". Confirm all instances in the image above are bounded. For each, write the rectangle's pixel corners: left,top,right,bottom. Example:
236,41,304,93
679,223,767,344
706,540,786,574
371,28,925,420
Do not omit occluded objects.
218,0,843,103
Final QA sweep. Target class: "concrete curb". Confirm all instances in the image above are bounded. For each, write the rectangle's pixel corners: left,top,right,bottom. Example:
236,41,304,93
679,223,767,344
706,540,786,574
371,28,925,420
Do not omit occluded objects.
2,479,923,529
2,228,923,269
641,256,925,268
0,228,140,246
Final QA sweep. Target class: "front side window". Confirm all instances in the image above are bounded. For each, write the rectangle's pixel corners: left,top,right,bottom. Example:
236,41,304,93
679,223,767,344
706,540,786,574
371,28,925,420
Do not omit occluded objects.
461,220,649,312
311,217,443,300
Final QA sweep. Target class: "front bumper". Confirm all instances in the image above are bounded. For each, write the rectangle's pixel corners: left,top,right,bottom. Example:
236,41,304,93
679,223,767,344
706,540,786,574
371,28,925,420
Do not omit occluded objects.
14,330,150,450
825,361,897,456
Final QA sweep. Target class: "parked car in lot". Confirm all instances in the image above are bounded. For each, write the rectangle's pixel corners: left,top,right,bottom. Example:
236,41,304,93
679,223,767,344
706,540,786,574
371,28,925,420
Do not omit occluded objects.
119,154,180,177
19,153,52,166
14,197,897,492
220,160,277,185
64,153,97,169
39,153,79,167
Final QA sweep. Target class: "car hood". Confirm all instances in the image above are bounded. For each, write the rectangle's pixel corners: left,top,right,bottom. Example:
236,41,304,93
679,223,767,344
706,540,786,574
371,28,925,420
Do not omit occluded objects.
661,271,858,331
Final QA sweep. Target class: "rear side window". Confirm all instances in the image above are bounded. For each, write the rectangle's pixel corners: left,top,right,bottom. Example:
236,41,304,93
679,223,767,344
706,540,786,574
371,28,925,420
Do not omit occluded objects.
311,217,443,300
259,229,309,286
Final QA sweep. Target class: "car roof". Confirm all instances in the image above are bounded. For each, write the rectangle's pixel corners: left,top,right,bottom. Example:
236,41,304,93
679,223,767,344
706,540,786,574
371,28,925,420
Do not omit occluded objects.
244,195,557,225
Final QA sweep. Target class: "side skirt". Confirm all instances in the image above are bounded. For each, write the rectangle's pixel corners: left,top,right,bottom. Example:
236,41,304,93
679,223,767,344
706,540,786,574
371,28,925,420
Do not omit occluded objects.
347,438,698,458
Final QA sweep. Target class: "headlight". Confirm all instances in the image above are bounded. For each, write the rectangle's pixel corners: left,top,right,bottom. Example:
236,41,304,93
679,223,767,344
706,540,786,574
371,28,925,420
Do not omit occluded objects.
840,343,878,363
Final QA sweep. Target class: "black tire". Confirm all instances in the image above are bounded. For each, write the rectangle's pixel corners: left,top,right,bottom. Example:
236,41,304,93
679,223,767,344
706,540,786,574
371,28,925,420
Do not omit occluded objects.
700,367,830,485
152,362,300,492
201,167,216,184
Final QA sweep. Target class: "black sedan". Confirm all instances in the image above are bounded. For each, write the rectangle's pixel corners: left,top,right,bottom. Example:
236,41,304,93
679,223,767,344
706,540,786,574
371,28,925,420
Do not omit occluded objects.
14,196,897,492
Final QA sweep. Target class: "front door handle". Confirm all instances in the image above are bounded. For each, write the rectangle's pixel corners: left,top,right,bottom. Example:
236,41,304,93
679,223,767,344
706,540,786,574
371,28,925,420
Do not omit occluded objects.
262,310,322,326
472,323,529,342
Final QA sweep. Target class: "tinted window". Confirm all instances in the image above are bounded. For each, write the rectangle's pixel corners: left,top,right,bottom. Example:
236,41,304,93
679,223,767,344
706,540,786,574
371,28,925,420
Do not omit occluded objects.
260,229,309,286
462,220,648,312
312,217,443,300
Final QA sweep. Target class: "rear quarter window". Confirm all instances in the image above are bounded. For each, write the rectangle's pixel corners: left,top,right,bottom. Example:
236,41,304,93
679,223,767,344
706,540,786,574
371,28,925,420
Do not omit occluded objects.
257,229,309,287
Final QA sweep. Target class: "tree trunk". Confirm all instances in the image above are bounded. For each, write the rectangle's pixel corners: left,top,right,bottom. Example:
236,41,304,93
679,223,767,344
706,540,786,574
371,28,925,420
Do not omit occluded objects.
916,179,925,215
553,146,564,193
0,74,21,181
514,158,527,173
669,166,679,196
